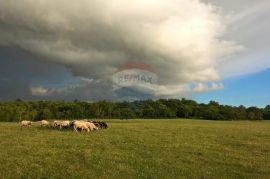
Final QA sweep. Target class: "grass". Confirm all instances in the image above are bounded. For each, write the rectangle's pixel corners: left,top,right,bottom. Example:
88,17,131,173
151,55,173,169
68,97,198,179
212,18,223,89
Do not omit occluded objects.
0,119,270,178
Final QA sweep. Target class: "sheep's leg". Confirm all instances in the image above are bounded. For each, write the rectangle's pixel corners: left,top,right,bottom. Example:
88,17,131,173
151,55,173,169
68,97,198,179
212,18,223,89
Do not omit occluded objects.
74,125,78,132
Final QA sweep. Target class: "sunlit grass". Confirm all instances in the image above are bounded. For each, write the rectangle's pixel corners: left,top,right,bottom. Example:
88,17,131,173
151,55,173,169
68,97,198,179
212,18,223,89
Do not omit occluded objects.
0,119,269,178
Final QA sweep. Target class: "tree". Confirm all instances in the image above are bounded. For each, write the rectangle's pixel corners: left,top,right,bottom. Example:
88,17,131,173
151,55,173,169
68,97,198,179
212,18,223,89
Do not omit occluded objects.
0,99,267,122
36,108,53,120
247,107,263,120
177,105,192,118
263,105,270,120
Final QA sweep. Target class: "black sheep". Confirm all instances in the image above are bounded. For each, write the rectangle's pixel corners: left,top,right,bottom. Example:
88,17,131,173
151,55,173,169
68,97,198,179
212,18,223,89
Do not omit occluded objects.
92,121,108,129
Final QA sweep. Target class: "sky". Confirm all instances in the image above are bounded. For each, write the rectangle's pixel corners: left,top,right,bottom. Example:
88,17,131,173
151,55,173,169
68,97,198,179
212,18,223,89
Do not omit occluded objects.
196,68,270,107
0,0,269,107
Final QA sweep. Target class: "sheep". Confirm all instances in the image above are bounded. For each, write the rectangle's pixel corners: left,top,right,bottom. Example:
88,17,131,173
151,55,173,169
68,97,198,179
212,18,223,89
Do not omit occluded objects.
20,120,32,129
101,122,108,129
53,120,62,128
91,121,101,128
72,120,90,132
85,122,98,131
92,121,108,129
59,120,71,129
41,120,50,127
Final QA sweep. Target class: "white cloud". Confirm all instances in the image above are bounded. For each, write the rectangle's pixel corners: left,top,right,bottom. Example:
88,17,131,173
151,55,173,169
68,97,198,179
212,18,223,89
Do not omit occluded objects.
194,82,224,92
204,0,270,78
0,0,245,99
30,87,51,96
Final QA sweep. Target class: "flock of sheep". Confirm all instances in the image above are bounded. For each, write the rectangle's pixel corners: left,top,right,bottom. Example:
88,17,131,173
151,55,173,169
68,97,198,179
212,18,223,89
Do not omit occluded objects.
20,120,108,132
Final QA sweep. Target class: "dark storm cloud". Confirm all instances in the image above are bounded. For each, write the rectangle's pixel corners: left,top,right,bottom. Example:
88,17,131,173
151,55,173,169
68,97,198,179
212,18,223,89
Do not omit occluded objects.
0,47,72,100
0,0,255,100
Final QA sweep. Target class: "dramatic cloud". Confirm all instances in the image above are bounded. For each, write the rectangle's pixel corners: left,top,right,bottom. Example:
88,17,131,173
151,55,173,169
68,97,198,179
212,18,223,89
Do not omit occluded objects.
30,79,117,101
0,0,246,100
0,47,73,100
203,0,270,78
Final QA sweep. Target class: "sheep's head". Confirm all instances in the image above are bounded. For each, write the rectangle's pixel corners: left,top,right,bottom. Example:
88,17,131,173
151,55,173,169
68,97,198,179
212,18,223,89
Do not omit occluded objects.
70,121,75,126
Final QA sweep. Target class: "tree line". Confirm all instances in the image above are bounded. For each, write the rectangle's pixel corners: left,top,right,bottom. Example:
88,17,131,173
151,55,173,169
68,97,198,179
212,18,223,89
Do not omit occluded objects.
0,99,269,122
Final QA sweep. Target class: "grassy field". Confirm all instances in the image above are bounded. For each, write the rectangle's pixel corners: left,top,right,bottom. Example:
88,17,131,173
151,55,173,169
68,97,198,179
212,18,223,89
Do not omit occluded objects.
0,119,269,178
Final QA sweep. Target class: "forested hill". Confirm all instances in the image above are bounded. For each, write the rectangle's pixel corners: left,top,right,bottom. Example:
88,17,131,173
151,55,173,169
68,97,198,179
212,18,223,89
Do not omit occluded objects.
0,99,269,122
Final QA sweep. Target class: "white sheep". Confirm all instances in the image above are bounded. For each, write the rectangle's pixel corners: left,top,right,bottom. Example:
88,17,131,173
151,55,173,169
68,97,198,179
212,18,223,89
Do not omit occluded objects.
59,120,71,129
85,122,98,131
73,120,90,132
41,120,50,127
20,120,32,129
53,120,62,128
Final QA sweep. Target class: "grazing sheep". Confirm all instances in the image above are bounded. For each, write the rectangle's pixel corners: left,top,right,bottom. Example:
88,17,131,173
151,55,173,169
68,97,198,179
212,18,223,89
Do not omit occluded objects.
73,120,89,132
41,120,50,127
101,121,108,129
92,121,108,129
53,120,62,128
59,120,71,129
91,121,101,128
85,122,98,131
20,120,32,129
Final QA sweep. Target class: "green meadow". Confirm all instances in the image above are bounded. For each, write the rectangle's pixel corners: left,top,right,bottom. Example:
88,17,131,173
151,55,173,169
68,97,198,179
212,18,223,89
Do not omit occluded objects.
0,119,269,178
